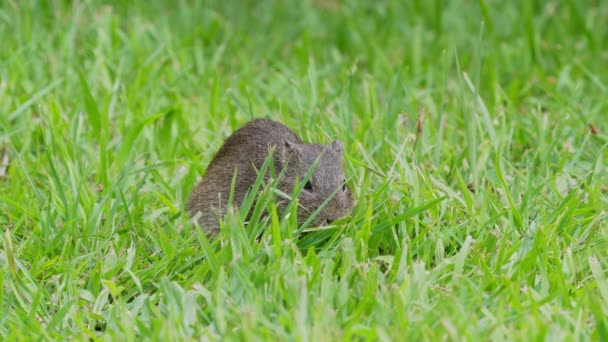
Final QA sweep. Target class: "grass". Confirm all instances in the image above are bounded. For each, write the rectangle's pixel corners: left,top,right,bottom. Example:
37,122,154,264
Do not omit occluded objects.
1,0,607,340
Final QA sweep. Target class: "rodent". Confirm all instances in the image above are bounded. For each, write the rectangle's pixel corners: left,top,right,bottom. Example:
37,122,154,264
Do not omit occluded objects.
186,118,355,235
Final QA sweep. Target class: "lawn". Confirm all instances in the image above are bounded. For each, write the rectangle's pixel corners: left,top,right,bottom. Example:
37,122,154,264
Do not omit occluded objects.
1,0,608,340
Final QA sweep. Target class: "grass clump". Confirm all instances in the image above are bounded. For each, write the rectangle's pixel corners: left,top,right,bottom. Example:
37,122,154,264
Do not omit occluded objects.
1,0,607,340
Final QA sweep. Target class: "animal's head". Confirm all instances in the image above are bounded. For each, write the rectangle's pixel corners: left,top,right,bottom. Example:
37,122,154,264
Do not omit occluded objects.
276,140,355,226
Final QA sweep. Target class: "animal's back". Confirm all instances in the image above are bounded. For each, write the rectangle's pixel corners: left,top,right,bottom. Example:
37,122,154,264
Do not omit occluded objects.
186,119,302,234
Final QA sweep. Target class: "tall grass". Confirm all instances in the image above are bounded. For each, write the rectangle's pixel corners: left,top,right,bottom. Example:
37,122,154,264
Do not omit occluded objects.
1,0,607,339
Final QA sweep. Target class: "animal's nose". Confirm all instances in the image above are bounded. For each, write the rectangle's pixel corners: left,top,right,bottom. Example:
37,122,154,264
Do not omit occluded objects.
324,218,335,225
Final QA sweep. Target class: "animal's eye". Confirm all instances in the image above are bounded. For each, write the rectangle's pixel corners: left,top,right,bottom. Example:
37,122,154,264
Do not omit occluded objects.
342,179,347,191
304,180,313,191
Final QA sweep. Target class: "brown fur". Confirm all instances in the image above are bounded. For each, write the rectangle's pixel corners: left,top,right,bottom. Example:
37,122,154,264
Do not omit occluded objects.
187,118,354,235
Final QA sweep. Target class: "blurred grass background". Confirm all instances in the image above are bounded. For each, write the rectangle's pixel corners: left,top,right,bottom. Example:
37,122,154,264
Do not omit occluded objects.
1,0,607,340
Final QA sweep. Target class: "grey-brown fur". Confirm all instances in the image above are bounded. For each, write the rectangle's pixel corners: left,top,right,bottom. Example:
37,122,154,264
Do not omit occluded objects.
186,118,354,235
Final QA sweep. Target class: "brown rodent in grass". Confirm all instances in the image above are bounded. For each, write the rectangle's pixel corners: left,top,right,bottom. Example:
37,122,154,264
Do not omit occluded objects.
187,118,354,235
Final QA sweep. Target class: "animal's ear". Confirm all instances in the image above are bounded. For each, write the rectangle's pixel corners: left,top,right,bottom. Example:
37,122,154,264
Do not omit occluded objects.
285,140,298,151
331,140,344,153
277,140,300,167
